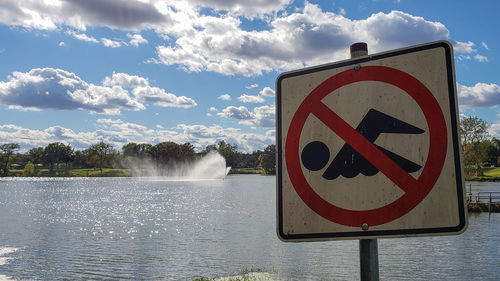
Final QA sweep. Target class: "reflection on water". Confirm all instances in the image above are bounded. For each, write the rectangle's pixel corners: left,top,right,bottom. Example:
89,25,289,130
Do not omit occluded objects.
0,176,499,280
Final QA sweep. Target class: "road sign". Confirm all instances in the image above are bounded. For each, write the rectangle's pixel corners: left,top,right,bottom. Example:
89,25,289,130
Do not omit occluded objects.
276,41,467,241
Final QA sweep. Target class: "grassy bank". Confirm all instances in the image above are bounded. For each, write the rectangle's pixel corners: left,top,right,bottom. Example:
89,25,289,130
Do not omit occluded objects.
7,168,131,177
465,167,500,181
228,168,264,175
5,167,269,177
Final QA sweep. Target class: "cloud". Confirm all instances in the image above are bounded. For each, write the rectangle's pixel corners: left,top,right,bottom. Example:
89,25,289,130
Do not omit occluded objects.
66,30,99,43
0,68,196,114
101,38,122,48
154,4,476,76
243,105,275,127
218,106,253,120
259,86,275,97
0,1,482,77
185,0,292,18
60,0,168,31
59,41,65,47
452,41,476,54
0,120,274,152
0,124,96,149
102,72,149,88
218,94,231,101
218,105,275,127
132,86,197,108
481,41,489,50
474,54,488,62
457,82,500,109
0,0,58,30
245,83,258,89
175,123,274,152
237,94,265,103
103,72,197,108
66,30,124,48
127,33,148,47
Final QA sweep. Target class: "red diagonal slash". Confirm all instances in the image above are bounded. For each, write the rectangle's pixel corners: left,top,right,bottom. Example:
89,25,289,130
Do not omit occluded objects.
311,102,417,193
284,66,448,226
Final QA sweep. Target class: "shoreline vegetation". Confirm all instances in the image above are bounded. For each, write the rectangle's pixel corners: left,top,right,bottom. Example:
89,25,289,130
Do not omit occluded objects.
465,166,500,181
3,167,266,177
0,141,277,178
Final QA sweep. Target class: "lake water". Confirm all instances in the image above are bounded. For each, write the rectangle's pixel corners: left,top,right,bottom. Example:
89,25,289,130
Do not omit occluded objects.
0,176,499,280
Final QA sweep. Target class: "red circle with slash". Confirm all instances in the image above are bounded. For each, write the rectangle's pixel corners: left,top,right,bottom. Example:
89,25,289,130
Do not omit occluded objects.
285,66,447,227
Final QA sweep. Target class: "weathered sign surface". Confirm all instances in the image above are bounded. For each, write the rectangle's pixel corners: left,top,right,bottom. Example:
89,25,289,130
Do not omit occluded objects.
277,41,467,241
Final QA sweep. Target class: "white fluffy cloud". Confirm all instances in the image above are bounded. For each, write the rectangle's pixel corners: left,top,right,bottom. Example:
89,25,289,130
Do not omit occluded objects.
101,38,122,48
218,105,275,127
237,94,265,103
218,94,231,101
474,54,488,62
175,124,274,152
0,1,482,77
66,30,124,48
246,84,258,89
218,106,253,120
457,83,500,109
0,121,274,152
155,4,480,76
259,86,275,97
0,68,196,114
66,30,99,43
127,33,148,47
103,72,197,108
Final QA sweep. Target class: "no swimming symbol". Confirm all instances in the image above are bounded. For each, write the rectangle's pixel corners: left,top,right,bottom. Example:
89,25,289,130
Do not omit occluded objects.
301,109,425,179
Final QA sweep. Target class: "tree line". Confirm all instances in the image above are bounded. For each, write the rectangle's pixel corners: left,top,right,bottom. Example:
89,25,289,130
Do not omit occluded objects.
460,116,499,177
0,141,276,177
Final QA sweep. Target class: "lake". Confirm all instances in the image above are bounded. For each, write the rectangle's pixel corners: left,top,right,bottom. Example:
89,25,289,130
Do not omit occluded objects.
0,175,499,280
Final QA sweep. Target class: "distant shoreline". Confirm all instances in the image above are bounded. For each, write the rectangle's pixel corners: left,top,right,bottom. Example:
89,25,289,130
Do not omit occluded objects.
4,167,271,177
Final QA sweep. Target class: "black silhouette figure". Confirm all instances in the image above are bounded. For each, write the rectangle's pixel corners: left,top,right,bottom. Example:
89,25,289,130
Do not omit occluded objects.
301,109,425,180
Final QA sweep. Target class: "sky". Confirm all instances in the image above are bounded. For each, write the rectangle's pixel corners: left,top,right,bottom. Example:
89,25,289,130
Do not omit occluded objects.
0,0,499,153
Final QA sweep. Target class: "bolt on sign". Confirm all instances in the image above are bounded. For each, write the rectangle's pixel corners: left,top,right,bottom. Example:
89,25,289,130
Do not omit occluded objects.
276,41,467,241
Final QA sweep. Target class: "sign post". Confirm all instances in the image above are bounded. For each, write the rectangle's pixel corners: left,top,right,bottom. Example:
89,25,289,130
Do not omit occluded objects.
276,40,467,277
350,43,379,281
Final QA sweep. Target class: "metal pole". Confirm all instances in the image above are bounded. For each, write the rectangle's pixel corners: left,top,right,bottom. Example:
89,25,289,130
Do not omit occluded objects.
360,239,379,281
350,42,380,281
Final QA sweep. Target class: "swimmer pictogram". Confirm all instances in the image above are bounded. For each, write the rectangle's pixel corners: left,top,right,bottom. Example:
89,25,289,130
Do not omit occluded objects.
301,109,425,180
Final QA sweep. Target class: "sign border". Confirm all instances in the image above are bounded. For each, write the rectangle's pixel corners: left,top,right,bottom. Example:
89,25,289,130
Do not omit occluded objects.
276,41,466,241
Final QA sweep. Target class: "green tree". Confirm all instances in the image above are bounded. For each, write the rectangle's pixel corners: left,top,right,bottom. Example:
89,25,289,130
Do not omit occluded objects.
460,116,490,176
0,143,20,176
217,141,241,168
122,142,139,157
460,116,489,145
240,150,262,168
23,161,35,177
123,143,153,159
87,142,116,175
180,142,195,162
152,142,181,166
43,142,73,173
198,144,217,157
259,144,276,174
485,138,500,167
28,147,45,165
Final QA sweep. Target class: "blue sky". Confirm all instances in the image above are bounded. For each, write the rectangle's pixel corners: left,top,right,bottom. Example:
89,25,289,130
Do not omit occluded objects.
0,0,499,152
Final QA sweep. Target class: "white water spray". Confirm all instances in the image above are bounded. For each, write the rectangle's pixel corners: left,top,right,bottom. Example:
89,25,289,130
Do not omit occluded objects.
186,151,231,179
125,151,230,179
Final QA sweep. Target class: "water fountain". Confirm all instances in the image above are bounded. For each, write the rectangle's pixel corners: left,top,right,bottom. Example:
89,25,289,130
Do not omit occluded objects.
125,151,230,179
186,151,231,179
